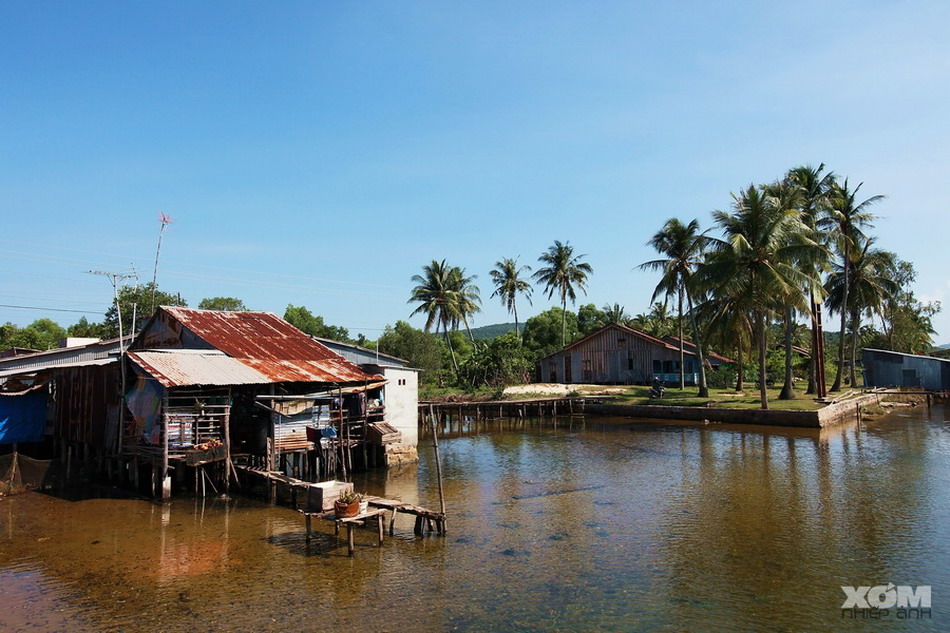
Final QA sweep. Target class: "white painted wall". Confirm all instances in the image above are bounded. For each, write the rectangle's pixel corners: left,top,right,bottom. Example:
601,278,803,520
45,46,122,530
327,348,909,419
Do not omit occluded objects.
381,366,419,446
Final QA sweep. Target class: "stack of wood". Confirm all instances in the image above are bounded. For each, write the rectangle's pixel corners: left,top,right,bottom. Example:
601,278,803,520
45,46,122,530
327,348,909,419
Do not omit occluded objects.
367,422,401,445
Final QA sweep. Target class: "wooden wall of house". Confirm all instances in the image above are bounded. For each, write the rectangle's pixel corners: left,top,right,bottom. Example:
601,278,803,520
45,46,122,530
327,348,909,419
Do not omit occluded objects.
50,364,119,450
538,326,697,385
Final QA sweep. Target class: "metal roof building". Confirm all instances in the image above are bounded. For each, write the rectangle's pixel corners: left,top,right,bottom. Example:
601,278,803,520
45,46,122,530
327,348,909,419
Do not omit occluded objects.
131,306,383,386
862,348,950,390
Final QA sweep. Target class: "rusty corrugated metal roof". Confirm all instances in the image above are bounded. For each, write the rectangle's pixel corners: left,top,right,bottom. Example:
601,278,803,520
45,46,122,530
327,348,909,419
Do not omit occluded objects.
128,350,271,388
153,307,383,384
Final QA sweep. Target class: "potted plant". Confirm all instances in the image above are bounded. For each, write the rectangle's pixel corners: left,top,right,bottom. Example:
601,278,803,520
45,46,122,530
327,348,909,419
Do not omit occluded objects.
334,490,364,518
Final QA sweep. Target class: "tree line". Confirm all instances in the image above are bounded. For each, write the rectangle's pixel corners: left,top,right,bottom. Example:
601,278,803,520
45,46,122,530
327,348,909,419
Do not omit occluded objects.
400,164,939,407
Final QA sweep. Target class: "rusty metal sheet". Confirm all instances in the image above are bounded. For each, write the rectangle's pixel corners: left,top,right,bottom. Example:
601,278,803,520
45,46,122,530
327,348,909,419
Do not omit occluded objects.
142,308,383,384
127,350,272,388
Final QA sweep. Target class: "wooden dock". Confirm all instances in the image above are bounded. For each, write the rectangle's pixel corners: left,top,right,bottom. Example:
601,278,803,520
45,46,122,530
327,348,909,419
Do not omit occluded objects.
234,464,446,535
419,396,589,425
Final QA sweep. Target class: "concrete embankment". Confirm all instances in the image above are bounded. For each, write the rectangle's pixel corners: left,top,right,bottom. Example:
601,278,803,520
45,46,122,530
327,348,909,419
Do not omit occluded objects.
585,393,885,428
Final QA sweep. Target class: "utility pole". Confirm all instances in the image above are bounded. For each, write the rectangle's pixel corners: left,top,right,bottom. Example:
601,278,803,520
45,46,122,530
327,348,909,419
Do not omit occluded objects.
89,269,136,454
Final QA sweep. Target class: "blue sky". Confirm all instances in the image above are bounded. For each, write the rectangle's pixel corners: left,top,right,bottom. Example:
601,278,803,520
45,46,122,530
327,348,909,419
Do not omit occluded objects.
2,1,948,342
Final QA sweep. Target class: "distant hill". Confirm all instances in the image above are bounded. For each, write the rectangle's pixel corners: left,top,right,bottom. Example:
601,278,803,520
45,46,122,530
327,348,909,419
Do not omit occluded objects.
469,323,518,340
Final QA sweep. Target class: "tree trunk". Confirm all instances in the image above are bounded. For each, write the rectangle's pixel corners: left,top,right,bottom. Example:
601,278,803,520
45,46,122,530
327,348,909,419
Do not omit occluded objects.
756,310,768,410
678,287,685,390
779,306,795,400
443,320,459,377
686,291,708,398
560,296,567,347
831,244,849,391
849,309,859,387
735,343,745,392
805,298,818,394
514,303,520,342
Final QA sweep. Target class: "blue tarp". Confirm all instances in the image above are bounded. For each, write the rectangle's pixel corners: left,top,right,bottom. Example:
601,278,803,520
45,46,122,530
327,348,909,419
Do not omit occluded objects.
0,389,47,445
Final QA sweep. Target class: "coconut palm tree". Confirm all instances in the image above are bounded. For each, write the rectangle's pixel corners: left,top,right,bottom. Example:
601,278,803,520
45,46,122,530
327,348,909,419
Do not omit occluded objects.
631,302,676,339
762,178,812,400
697,185,819,409
449,265,481,341
817,179,884,391
601,303,631,326
693,291,753,392
786,164,836,396
533,241,593,346
825,239,898,387
489,258,532,340
409,259,466,375
639,218,711,396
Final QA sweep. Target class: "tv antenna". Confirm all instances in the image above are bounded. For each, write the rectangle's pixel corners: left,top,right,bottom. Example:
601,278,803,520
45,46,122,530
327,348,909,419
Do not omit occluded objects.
151,211,173,313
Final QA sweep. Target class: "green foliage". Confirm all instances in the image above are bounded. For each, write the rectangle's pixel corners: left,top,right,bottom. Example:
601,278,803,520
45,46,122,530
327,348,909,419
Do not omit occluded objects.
103,282,186,338
869,259,940,354
704,364,736,389
468,323,517,340
458,332,534,387
284,305,350,342
533,240,593,346
0,318,66,351
377,321,446,384
577,303,606,335
489,257,532,337
66,316,108,338
521,307,580,359
630,303,677,339
198,296,248,311
408,259,481,376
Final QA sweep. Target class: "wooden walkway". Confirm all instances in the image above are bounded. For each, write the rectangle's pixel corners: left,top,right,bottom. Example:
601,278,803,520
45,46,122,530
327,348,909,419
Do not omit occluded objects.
234,464,446,535
364,495,446,535
419,397,590,425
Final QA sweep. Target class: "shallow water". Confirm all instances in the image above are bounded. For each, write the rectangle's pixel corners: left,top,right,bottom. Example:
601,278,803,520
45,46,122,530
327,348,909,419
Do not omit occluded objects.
2,407,948,632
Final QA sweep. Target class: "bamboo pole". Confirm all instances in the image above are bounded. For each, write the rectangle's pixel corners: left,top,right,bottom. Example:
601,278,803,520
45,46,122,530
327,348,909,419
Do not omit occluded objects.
429,404,446,530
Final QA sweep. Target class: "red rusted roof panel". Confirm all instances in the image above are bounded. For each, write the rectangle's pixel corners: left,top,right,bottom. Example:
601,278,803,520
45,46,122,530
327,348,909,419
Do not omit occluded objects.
153,307,383,384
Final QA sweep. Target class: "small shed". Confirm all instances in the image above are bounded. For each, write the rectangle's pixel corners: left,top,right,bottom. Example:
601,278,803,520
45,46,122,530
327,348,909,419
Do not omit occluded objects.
862,348,950,391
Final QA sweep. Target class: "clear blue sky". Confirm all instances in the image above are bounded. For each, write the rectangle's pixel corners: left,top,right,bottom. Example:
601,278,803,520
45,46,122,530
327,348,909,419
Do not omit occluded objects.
2,1,948,342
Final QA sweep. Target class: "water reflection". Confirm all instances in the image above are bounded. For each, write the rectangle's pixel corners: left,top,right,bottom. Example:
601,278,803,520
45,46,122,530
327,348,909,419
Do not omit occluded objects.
1,407,948,632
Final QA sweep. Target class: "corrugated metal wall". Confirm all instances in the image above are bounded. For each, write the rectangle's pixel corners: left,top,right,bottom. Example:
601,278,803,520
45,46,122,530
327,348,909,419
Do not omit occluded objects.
862,349,950,390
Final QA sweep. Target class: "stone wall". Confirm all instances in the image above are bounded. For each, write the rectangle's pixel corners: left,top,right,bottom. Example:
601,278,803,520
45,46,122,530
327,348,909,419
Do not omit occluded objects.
585,393,883,428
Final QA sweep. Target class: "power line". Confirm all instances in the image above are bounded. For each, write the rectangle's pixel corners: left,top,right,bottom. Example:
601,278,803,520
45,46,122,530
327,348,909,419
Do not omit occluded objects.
0,303,105,315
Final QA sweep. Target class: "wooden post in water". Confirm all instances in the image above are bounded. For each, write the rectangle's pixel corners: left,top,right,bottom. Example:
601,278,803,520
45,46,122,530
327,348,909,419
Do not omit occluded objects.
429,404,447,534
161,395,171,500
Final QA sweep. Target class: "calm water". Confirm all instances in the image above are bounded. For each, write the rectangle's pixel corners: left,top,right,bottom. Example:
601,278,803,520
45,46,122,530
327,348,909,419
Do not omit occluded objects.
2,406,948,632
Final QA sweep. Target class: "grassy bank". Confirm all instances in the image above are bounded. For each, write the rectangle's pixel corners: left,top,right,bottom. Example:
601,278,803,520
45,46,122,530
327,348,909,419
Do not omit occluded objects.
595,386,825,410
421,383,833,410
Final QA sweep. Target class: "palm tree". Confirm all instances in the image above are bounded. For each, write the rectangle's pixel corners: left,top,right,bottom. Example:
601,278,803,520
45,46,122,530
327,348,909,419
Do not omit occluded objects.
449,265,481,341
602,303,631,326
533,240,593,346
786,164,836,397
697,185,819,409
409,259,466,375
631,302,676,339
762,178,810,400
817,179,884,391
693,292,753,392
639,218,711,396
825,239,898,387
489,258,532,339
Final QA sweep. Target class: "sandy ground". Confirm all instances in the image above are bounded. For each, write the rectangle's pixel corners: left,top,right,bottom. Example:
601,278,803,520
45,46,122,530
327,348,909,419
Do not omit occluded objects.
502,383,628,397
